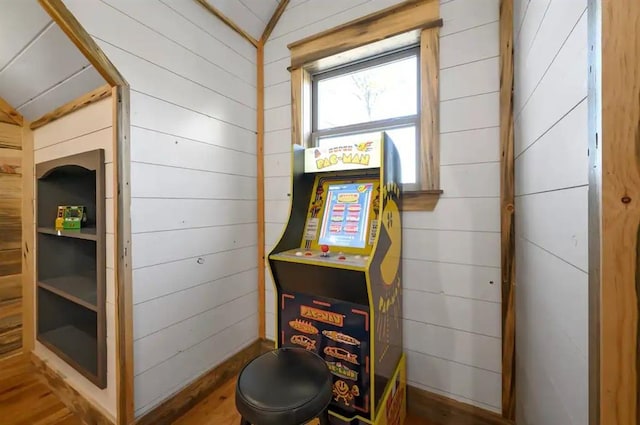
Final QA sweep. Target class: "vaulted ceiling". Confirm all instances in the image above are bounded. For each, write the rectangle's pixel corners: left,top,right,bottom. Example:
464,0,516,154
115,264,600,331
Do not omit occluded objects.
203,0,281,40
0,1,106,121
0,0,285,124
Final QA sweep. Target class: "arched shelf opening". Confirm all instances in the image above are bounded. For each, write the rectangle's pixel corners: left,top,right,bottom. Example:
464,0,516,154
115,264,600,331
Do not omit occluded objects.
35,148,106,388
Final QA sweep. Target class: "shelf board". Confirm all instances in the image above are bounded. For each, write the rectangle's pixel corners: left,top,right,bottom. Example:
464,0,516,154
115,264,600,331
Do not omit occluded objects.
37,226,97,241
38,276,97,312
38,325,99,385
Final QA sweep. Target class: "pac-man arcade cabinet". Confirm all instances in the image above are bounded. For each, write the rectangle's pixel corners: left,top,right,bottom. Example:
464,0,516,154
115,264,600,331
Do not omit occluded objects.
268,132,405,425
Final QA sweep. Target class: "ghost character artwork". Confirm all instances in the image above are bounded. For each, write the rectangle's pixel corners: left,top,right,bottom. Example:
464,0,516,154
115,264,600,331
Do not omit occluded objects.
268,132,406,425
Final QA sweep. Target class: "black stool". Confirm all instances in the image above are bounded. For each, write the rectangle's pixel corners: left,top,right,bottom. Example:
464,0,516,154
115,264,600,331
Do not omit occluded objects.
235,347,333,425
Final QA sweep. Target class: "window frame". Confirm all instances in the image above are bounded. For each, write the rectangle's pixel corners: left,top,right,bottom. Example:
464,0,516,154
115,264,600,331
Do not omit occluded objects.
287,0,443,211
310,46,422,191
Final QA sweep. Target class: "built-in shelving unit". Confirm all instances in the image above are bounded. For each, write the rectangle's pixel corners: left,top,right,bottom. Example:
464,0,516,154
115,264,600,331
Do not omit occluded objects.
35,149,106,388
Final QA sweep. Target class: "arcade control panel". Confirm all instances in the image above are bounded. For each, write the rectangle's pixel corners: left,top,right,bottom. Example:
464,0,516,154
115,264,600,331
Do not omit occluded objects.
270,245,370,268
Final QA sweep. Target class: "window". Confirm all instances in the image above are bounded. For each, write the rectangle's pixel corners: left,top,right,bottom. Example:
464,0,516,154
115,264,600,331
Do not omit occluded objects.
311,48,420,189
287,0,442,210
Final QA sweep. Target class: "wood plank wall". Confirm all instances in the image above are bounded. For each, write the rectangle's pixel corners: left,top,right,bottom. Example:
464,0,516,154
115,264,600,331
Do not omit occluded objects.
499,0,515,418
597,0,640,423
513,0,589,424
62,0,259,417
0,122,22,360
263,0,503,413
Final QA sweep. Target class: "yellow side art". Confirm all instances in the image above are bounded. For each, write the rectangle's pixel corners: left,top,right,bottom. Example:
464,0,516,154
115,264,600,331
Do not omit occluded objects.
327,354,406,425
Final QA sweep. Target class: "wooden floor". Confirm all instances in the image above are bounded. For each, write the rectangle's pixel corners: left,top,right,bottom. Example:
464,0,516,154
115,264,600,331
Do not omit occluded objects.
175,377,433,425
0,354,430,425
0,354,81,425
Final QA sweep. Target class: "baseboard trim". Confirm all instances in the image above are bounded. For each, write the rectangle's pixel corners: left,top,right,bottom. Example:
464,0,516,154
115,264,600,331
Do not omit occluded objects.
407,385,514,425
31,353,114,425
136,338,272,425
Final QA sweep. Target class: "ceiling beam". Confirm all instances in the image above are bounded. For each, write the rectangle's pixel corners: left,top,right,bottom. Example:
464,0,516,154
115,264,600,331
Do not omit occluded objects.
39,0,127,87
261,0,289,43
194,0,258,47
0,96,24,126
30,84,112,130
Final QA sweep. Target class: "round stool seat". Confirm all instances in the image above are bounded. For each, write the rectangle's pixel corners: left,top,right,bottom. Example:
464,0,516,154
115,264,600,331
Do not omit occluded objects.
235,347,332,425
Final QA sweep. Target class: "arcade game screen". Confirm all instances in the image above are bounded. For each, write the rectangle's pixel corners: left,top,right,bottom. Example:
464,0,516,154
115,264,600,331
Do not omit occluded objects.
317,182,374,249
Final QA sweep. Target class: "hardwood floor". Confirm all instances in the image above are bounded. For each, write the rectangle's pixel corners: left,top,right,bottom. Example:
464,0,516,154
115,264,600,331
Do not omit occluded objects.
0,354,81,425
0,354,430,425
174,378,240,425
175,377,433,425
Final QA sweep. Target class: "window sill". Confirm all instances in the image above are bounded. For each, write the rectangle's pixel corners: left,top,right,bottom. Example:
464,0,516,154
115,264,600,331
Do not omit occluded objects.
401,189,442,211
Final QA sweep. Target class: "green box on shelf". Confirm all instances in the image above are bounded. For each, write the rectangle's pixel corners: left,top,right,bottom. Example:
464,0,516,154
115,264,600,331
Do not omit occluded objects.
55,206,86,230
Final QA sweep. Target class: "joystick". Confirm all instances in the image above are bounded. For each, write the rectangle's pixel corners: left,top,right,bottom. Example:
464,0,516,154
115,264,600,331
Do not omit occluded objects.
320,244,330,257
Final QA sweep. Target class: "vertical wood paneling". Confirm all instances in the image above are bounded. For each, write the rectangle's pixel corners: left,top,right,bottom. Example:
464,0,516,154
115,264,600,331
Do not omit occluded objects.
112,84,134,425
0,122,22,360
257,42,266,338
290,68,302,146
598,0,640,423
21,126,34,354
0,185,21,251
420,27,440,190
499,0,515,419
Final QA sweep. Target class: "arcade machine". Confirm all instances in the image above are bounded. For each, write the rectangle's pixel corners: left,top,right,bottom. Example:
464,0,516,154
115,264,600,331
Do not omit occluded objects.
268,132,405,425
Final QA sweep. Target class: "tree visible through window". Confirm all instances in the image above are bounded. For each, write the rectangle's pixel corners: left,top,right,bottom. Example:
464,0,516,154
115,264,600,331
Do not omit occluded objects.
312,47,420,188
